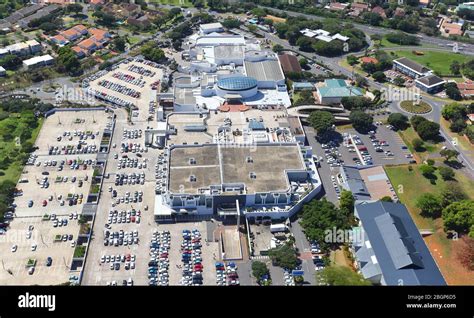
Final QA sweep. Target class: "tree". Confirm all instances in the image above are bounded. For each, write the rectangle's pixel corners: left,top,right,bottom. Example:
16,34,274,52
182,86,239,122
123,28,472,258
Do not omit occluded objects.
112,36,126,52
268,243,298,270
444,83,462,101
416,120,440,141
442,103,467,121
412,138,424,151
339,190,354,218
380,196,393,202
456,236,474,271
439,149,459,161
441,181,467,207
222,18,241,29
57,47,80,75
419,164,436,178
393,76,405,87
140,42,166,63
299,58,308,69
272,44,284,53
65,3,83,15
442,200,474,235
296,36,315,52
354,74,368,88
347,55,358,66
450,61,461,76
410,115,427,131
372,71,386,82
350,110,373,132
341,96,371,111
438,166,455,181
416,193,442,218
387,113,409,130
251,261,270,284
316,266,371,286
308,111,334,136
300,199,351,251
450,119,467,133
362,12,383,26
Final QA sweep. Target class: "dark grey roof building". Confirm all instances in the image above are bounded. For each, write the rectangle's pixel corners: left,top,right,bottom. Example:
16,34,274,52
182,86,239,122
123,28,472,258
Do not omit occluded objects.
339,165,371,200
353,201,446,286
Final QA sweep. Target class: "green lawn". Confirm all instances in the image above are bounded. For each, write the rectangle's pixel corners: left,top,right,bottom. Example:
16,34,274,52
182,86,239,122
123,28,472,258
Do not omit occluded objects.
0,116,43,184
387,50,473,76
398,127,442,161
148,0,193,6
385,165,474,229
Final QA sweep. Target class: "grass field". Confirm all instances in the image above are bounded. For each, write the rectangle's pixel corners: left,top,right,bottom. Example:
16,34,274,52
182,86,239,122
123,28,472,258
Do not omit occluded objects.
387,50,472,76
398,127,442,161
400,100,432,114
148,0,193,6
0,115,43,184
440,118,474,162
385,165,474,285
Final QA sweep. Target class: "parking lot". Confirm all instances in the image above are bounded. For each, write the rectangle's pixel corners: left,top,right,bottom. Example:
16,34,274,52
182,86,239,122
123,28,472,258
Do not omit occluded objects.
83,58,164,110
0,110,110,285
305,121,412,204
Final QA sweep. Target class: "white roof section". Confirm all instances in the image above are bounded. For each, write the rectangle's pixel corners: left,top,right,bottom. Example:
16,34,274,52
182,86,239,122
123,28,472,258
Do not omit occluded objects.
316,35,333,42
199,22,223,31
0,66,5,72
195,34,246,47
301,28,350,42
23,54,54,66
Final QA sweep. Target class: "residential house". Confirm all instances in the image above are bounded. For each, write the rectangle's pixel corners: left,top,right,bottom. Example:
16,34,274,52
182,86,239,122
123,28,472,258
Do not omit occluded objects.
439,19,464,37
77,38,100,55
88,28,112,44
327,2,349,11
360,56,378,64
352,201,446,286
394,7,406,18
371,6,387,19
127,15,152,29
457,80,474,98
51,34,69,46
350,2,369,17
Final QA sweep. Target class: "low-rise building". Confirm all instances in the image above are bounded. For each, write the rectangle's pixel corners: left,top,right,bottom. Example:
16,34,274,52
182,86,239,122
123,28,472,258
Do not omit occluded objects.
439,19,464,37
22,54,54,69
456,80,474,98
415,74,446,94
352,201,446,286
0,40,43,57
199,22,224,35
392,57,432,79
278,53,302,74
315,79,363,105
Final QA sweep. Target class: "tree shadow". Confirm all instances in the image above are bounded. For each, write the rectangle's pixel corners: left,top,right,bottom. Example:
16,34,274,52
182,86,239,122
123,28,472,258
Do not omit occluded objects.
444,160,464,169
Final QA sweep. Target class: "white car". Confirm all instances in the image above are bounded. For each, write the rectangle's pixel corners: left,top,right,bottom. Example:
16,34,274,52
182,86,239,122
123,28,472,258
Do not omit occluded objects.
11,245,17,252
31,244,37,251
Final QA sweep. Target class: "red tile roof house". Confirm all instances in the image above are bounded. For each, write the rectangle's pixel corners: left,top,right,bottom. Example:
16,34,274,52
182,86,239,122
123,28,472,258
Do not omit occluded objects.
88,28,112,45
360,56,379,64
51,34,68,46
371,6,387,19
71,45,87,58
394,7,406,17
457,80,474,98
77,38,100,55
329,2,349,11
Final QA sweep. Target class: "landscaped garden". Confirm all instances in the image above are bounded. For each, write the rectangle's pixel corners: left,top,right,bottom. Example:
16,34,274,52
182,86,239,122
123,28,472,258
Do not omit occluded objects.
400,100,432,114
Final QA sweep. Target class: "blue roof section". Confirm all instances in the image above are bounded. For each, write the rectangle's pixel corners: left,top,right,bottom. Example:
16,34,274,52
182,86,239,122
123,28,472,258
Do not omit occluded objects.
293,82,315,89
355,201,446,286
217,76,257,91
324,79,348,88
248,119,265,130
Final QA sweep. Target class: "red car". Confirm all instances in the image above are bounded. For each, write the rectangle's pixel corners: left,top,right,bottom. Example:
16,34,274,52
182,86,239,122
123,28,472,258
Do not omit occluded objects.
42,200,47,207
194,264,203,270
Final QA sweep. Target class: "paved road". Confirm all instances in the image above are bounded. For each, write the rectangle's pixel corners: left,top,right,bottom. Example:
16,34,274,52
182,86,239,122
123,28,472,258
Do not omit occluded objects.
260,27,474,176
258,5,474,55
290,220,315,285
